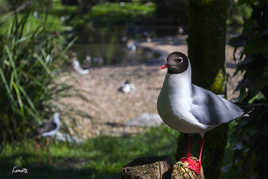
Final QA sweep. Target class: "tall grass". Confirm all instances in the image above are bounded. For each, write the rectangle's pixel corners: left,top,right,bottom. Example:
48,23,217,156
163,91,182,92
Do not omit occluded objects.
0,12,73,144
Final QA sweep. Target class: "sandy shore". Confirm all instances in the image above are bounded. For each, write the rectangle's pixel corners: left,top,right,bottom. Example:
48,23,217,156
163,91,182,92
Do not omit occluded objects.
57,36,242,139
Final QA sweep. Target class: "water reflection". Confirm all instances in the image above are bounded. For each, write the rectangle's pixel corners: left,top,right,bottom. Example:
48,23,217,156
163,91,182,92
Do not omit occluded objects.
70,25,177,67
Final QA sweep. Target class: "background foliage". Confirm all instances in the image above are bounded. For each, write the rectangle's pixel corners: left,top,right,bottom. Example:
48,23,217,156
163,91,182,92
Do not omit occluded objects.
0,9,72,144
229,0,268,178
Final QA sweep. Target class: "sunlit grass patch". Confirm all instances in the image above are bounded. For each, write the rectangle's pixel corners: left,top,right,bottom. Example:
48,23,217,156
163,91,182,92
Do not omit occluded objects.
91,2,155,25
70,2,156,26
92,2,155,17
0,0,77,36
0,125,178,178
51,0,78,16
0,13,67,35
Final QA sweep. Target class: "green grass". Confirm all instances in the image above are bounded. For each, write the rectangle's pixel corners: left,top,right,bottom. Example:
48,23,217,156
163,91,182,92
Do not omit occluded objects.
0,14,67,35
0,125,178,179
92,2,155,17
1,1,156,35
71,2,155,27
0,123,243,179
91,2,155,24
0,0,77,36
50,0,78,16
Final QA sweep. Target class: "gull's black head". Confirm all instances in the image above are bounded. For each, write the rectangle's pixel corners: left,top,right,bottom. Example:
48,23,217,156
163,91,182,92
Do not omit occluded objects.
166,51,189,74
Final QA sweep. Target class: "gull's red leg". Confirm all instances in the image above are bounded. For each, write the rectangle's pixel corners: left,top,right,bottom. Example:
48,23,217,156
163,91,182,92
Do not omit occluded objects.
37,143,41,153
198,136,205,166
46,137,55,166
45,137,50,152
187,135,192,158
180,135,204,175
37,143,41,165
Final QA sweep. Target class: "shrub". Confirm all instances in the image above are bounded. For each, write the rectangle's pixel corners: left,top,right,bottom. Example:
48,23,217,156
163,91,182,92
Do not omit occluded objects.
229,0,268,178
0,12,72,144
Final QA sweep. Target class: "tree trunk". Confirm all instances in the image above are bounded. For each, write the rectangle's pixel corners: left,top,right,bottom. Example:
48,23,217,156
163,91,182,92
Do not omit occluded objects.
122,156,205,179
61,0,79,6
177,0,229,179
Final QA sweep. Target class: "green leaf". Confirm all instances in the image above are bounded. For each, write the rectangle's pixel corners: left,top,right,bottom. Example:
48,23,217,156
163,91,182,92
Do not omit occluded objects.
18,85,41,123
34,53,52,75
0,69,17,106
12,80,24,115
248,91,266,104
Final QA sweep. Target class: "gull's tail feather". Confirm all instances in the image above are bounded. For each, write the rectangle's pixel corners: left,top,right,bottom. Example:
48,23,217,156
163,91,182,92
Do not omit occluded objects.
217,95,246,119
235,103,258,117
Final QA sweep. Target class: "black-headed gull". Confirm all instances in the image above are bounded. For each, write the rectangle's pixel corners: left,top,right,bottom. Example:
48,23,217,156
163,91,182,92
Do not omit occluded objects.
157,51,245,175
30,112,60,165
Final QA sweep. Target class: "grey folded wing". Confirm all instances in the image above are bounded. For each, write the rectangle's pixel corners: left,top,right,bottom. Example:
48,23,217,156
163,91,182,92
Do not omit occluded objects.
190,85,244,126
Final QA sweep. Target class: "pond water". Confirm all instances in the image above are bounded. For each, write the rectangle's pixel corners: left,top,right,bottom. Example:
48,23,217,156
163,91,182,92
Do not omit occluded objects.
70,25,179,67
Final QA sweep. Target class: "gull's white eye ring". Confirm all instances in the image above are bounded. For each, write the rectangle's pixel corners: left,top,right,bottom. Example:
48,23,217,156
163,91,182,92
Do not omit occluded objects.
175,57,183,63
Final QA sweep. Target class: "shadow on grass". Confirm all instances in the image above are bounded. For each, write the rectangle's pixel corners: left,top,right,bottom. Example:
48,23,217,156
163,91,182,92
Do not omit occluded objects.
0,126,178,179
0,154,120,179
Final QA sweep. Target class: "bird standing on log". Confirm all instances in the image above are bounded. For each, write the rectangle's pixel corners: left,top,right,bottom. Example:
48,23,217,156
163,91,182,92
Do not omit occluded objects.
30,112,61,165
157,51,245,175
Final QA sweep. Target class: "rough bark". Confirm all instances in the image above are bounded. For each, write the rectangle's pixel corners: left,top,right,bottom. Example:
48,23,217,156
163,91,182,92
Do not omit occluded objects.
122,156,205,179
122,156,172,179
177,0,229,179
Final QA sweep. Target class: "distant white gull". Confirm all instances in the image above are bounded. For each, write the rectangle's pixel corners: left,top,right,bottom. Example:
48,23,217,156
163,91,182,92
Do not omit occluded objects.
45,54,53,63
118,80,135,93
73,58,89,75
157,51,245,175
127,40,136,51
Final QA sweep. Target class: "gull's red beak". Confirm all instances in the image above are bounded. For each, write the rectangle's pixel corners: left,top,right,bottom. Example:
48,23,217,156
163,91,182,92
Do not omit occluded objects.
160,64,167,69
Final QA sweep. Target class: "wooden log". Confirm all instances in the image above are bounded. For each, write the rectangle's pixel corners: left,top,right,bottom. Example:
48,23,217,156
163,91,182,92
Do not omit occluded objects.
122,156,205,179
122,156,173,179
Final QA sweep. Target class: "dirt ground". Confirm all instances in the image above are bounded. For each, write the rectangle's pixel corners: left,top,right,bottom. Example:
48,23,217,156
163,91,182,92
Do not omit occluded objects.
57,35,242,139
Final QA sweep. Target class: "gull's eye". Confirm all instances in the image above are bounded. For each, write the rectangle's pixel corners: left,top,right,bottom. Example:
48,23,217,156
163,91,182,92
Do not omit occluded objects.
175,57,183,63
